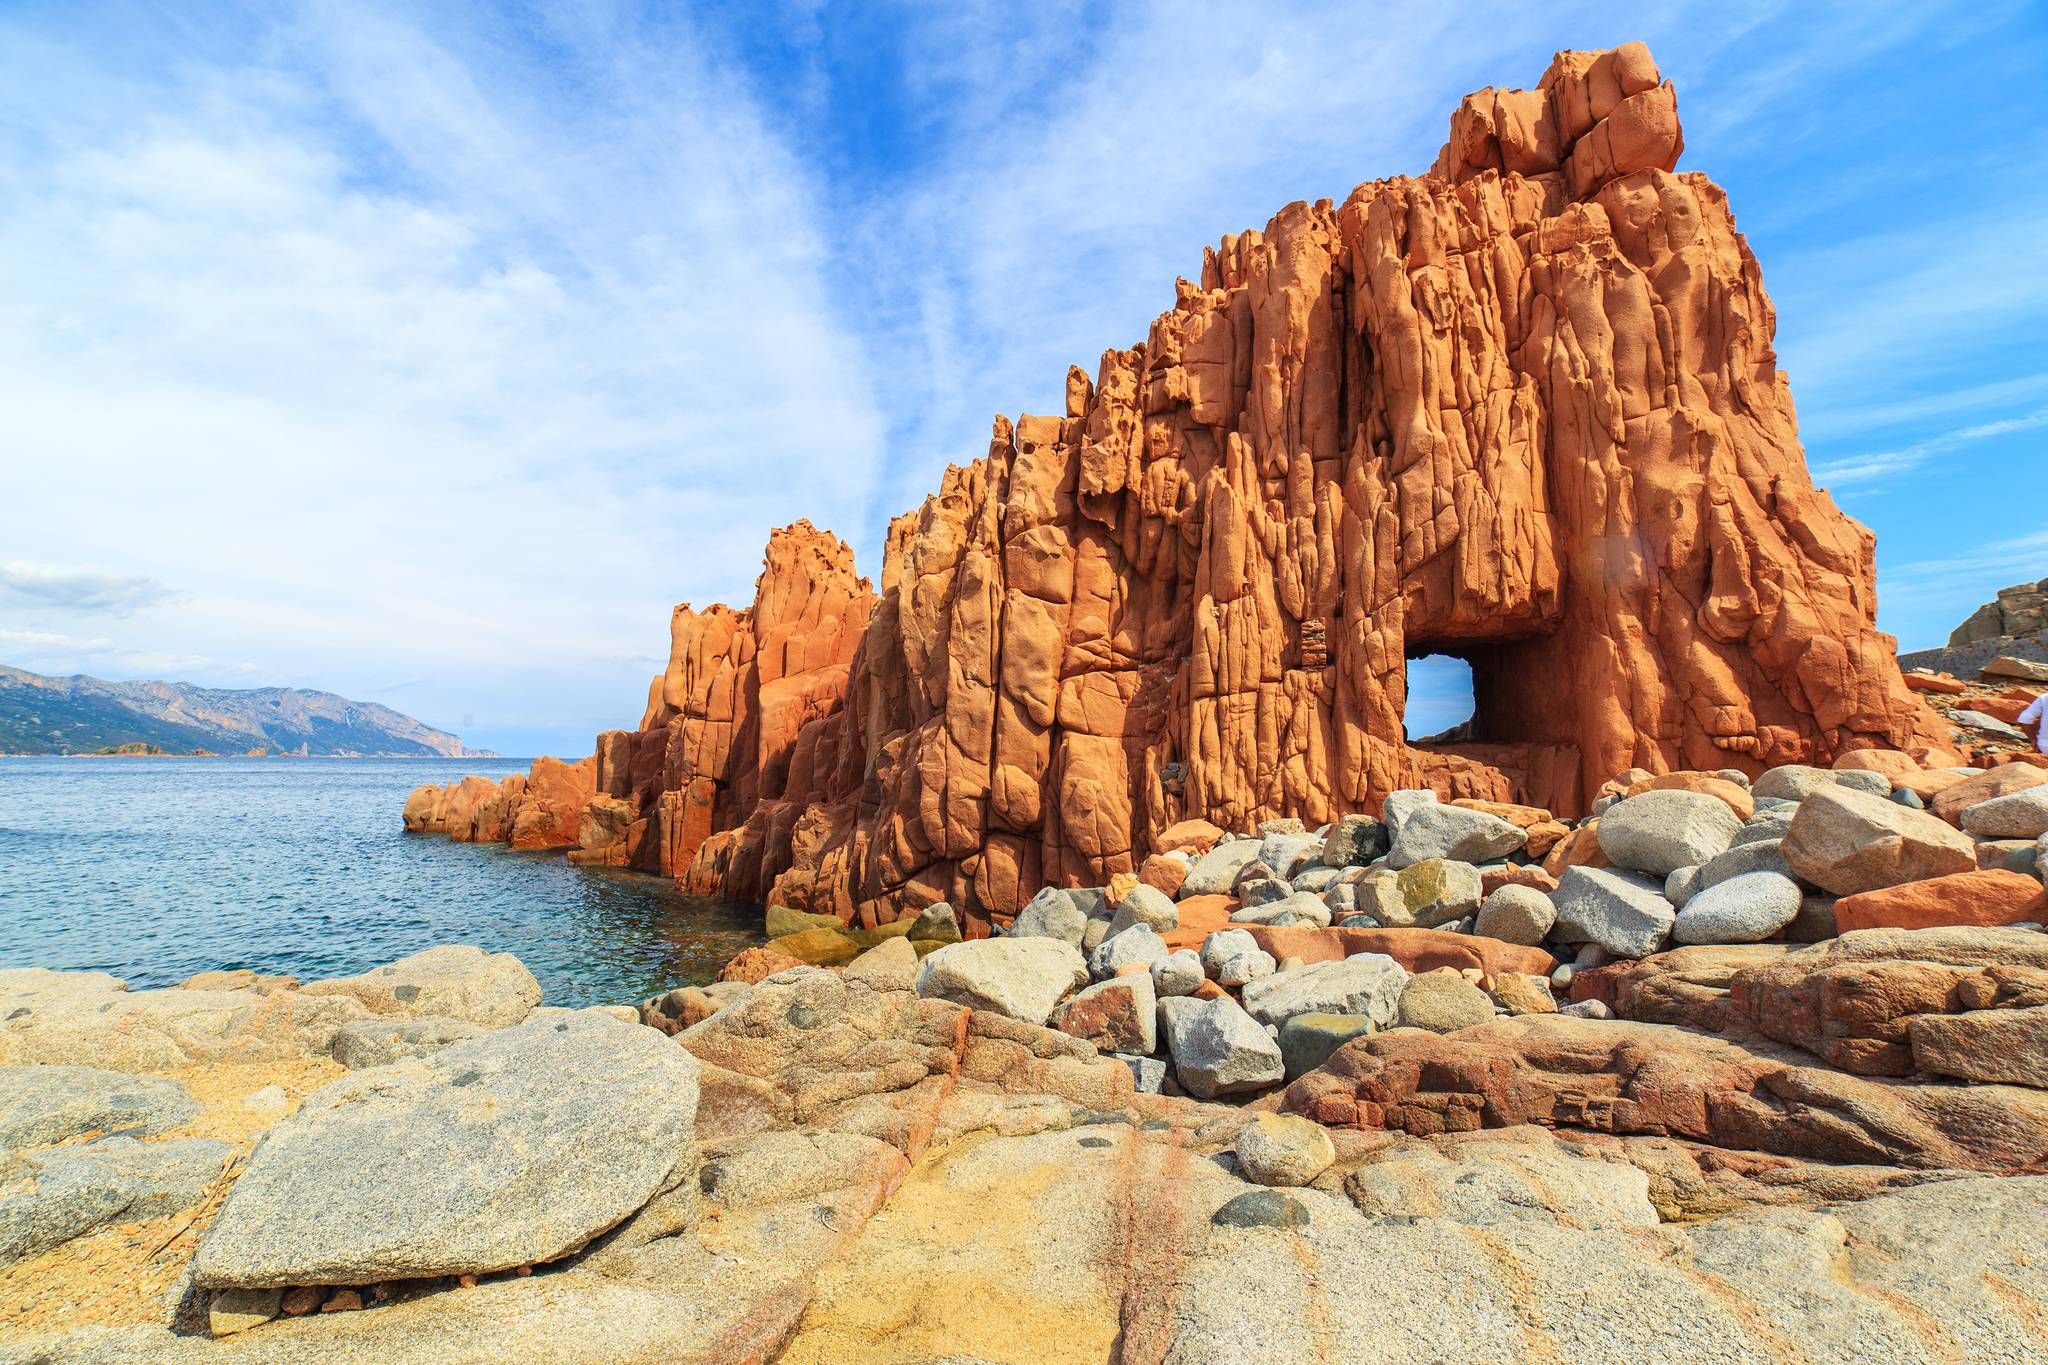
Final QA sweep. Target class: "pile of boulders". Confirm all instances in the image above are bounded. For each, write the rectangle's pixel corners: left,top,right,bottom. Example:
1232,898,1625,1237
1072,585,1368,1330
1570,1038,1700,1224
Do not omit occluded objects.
712,753,2048,1105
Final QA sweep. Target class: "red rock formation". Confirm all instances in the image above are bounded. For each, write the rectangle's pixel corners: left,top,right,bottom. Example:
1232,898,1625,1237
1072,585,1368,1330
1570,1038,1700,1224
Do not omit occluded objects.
415,43,1956,933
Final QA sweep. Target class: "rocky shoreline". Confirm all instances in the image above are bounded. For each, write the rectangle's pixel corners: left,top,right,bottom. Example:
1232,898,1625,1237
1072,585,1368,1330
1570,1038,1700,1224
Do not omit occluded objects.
8,743,2048,1360
11,36,2048,1362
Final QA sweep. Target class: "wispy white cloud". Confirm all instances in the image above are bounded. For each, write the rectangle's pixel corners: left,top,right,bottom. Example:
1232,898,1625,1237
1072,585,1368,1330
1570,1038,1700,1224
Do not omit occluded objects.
0,629,116,653
1801,372,2048,443
1813,405,2048,488
0,2,886,753
0,562,178,614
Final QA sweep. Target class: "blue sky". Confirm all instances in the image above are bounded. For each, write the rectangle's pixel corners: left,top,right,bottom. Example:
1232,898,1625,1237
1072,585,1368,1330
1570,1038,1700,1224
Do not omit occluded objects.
1,1,2043,756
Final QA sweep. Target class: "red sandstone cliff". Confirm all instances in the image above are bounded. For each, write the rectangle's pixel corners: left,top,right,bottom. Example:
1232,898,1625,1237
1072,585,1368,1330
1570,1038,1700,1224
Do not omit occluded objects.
408,43,1955,933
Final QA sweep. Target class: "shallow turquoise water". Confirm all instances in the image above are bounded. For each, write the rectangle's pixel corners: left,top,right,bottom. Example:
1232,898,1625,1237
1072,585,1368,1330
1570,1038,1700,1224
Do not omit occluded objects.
0,757,763,1009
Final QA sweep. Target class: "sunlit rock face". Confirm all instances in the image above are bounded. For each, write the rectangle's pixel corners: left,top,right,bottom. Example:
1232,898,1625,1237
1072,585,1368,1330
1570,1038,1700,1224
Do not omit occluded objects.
553,43,1953,931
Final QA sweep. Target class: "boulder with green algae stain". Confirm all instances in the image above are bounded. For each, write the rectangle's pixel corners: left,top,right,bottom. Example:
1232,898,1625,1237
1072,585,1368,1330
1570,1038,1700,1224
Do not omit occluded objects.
765,916,920,967
765,927,864,966
1383,859,1483,928
765,905,846,938
1279,1013,1374,1080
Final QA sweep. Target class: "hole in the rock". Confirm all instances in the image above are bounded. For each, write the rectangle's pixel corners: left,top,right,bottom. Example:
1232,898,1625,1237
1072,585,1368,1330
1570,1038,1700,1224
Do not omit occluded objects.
1404,653,1476,743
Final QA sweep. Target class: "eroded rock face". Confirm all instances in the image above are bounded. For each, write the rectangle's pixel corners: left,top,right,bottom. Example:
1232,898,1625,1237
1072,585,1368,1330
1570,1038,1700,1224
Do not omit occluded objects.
1282,1013,2048,1172
413,41,1953,933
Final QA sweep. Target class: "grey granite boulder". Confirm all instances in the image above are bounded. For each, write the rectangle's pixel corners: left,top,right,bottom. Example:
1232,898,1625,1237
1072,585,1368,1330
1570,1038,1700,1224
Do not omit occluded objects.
1229,890,1332,928
1289,865,1344,894
917,939,1088,1024
1199,929,1261,977
1178,839,1264,898
0,1066,199,1150
1159,996,1284,1099
1234,877,1291,908
1379,860,1483,929
1378,789,1439,839
1551,866,1676,958
1239,955,1407,1030
1671,871,1803,945
1386,803,1526,870
1393,973,1496,1032
1107,884,1180,935
0,1135,230,1267
1780,785,1978,895
1961,786,2048,840
1087,924,1169,981
190,1013,699,1287
1473,885,1555,946
1596,791,1741,876
1214,949,1278,989
1257,832,1324,880
1751,765,1840,802
301,946,540,1028
1011,887,1089,946
1731,809,1797,847
1151,949,1206,997
1233,1113,1335,1187
1695,838,1795,892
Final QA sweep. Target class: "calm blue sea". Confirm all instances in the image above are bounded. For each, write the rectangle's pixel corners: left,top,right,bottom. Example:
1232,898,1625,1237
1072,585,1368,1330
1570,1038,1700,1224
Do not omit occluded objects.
0,757,763,1009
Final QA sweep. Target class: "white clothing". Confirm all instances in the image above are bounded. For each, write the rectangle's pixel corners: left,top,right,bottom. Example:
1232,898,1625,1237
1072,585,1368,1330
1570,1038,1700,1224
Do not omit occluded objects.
2021,693,2048,754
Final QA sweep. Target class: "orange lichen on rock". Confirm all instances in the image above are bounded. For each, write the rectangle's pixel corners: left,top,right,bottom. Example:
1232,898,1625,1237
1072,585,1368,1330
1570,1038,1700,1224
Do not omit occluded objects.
413,43,1955,930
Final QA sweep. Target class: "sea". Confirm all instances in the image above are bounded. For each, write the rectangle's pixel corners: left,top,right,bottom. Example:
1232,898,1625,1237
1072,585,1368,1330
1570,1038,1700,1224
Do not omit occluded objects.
0,756,764,1009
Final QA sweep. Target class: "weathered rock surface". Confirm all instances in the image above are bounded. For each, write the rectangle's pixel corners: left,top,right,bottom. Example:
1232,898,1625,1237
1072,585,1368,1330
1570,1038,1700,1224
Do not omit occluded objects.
1780,785,1978,896
1240,955,1407,1029
1596,790,1741,876
0,1067,199,1150
1232,1112,1335,1187
190,1014,700,1287
1728,927,2048,1083
913,939,1087,1026
0,969,370,1071
0,1136,230,1267
1551,865,1674,957
1284,1013,2048,1172
407,38,1955,930
1159,995,1285,1099
1393,972,1496,1032
1671,870,1801,944
303,947,540,1028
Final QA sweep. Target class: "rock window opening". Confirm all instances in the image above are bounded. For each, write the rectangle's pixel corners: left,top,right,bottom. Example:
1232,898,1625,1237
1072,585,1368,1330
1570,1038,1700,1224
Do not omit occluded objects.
1404,653,1477,743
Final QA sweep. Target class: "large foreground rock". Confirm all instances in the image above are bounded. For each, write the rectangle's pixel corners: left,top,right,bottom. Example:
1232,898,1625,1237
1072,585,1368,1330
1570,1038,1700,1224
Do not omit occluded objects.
0,969,369,1071
191,1014,699,1287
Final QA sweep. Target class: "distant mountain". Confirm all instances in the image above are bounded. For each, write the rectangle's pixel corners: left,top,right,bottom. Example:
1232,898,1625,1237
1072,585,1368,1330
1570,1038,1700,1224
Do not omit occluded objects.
0,665,495,757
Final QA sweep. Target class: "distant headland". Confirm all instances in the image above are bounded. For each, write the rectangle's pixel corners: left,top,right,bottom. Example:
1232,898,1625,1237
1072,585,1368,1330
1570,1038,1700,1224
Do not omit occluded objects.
0,664,493,758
